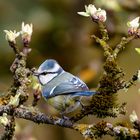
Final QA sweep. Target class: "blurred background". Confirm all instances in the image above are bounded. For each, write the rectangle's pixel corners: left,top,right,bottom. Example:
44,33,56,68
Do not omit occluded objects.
0,0,140,139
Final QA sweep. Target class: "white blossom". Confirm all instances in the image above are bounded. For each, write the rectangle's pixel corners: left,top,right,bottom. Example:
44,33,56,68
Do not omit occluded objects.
78,4,107,22
127,17,140,28
4,30,20,43
21,22,33,42
127,17,140,34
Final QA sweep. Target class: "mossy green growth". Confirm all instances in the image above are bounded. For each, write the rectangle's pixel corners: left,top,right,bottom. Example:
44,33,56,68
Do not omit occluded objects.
90,55,124,118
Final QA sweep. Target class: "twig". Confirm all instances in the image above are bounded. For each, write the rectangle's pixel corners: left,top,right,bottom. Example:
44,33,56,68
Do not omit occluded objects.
98,22,109,41
113,36,135,58
91,35,112,57
123,71,138,89
8,41,20,55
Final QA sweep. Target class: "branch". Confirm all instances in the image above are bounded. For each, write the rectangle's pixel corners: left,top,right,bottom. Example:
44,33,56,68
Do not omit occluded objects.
0,105,139,140
91,35,112,57
70,102,126,122
0,105,73,128
74,121,140,139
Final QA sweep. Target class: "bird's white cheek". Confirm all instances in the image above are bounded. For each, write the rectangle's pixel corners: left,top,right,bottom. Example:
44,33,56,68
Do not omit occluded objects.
39,74,57,85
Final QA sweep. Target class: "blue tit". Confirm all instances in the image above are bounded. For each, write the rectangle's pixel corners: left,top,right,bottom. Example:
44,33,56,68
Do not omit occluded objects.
34,59,96,115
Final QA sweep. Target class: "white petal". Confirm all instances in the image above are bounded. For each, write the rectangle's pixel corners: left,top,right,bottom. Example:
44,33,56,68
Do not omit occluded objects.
77,12,90,17
127,17,140,28
85,5,88,12
87,4,97,14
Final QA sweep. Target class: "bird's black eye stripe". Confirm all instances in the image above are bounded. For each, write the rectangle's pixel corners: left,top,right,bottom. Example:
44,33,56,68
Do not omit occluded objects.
41,72,48,75
41,71,57,75
47,72,58,74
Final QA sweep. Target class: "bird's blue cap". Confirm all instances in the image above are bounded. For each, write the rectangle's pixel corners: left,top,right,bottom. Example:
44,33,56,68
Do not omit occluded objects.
37,59,63,74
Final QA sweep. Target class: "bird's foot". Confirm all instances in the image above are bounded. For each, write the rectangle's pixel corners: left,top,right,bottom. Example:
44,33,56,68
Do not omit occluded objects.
59,114,70,125
60,112,70,121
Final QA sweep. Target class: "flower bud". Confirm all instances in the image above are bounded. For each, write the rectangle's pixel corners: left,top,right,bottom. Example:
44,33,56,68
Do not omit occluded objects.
21,22,33,44
93,8,106,22
8,93,21,107
4,30,20,44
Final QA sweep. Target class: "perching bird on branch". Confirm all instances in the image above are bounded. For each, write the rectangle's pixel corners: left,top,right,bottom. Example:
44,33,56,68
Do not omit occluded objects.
34,59,96,115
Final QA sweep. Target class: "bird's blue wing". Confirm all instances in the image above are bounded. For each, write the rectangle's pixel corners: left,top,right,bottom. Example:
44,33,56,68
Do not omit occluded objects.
55,76,88,94
43,76,96,98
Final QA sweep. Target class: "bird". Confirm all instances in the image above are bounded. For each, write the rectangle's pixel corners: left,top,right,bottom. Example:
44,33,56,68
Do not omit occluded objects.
34,59,96,115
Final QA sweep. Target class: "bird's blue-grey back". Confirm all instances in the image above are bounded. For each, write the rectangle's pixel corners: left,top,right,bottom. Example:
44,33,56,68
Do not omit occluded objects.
42,71,93,99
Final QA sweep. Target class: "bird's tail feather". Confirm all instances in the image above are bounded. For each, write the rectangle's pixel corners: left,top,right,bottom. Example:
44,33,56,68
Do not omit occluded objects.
73,91,97,96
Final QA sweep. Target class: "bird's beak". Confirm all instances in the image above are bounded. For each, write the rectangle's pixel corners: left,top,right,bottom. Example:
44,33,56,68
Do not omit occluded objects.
33,71,40,76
